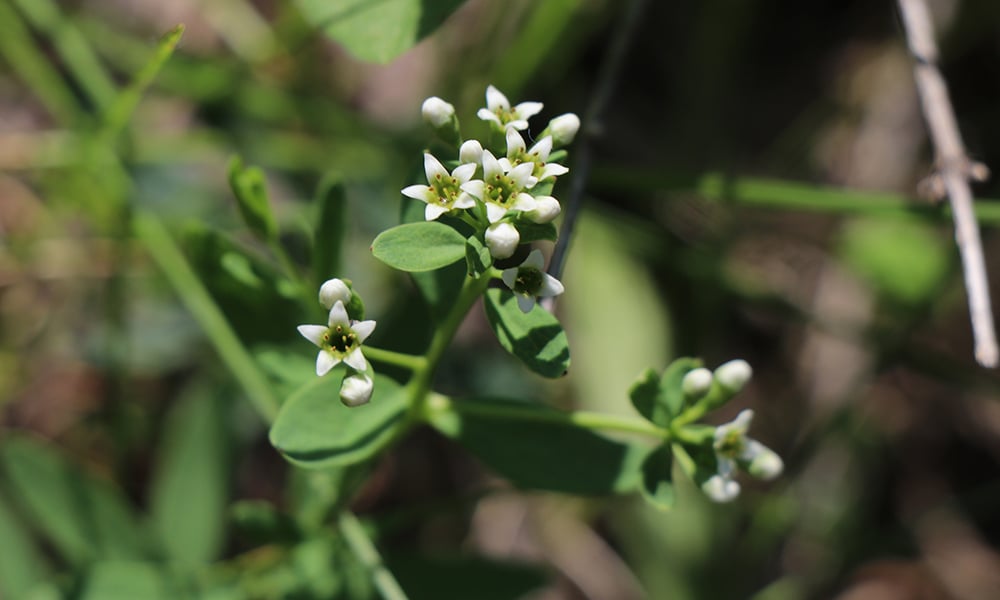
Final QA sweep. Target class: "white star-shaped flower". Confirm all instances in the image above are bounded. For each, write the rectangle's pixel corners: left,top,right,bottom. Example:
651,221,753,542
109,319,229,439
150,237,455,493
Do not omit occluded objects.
476,85,543,131
461,150,538,223
297,300,376,377
401,153,478,221
701,409,783,503
501,249,565,313
502,129,569,181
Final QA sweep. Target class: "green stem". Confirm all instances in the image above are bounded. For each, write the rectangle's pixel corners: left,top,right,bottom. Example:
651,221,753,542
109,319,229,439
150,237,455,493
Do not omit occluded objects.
338,512,410,600
425,393,669,439
134,212,280,423
362,347,426,372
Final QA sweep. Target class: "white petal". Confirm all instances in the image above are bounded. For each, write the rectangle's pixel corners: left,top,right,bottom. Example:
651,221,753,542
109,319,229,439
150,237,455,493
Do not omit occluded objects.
327,301,350,327
701,475,740,503
716,456,737,478
461,180,485,199
513,101,543,119
744,440,784,480
508,163,537,189
297,325,327,348
485,222,519,259
425,203,448,220
501,268,518,289
452,162,477,183
421,97,455,128
505,119,530,131
733,409,755,431
423,153,448,182
539,163,569,179
318,279,351,310
526,196,560,223
528,136,552,160
485,202,507,223
681,368,714,398
715,359,752,391
453,193,476,209
316,351,339,376
505,128,526,157
352,319,376,343
402,184,435,203
344,347,367,371
477,108,501,125
515,294,535,313
459,139,483,165
538,274,564,298
510,193,537,212
481,151,502,180
485,85,509,110
497,157,514,172
547,113,580,146
523,249,545,270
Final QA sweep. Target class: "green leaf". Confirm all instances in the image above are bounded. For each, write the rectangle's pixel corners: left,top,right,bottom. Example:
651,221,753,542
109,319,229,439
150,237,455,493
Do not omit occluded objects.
312,176,346,283
411,260,467,320
150,382,230,567
483,288,570,378
660,357,702,418
227,156,277,241
371,222,467,272
628,368,663,424
230,500,301,544
79,562,175,600
0,436,147,565
639,445,676,510
465,235,492,277
0,492,47,598
387,555,548,600
428,397,644,494
512,220,557,243
295,0,466,64
270,376,409,469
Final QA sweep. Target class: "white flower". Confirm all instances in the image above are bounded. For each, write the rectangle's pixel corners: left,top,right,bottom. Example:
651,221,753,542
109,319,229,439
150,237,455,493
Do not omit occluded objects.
421,96,455,128
340,371,374,407
502,129,568,181
681,367,713,399
545,113,580,147
501,249,564,313
476,85,543,131
714,409,783,477
401,153,478,221
459,139,483,165
524,196,560,224
461,150,537,223
318,278,351,310
714,359,752,392
297,300,376,377
485,221,520,259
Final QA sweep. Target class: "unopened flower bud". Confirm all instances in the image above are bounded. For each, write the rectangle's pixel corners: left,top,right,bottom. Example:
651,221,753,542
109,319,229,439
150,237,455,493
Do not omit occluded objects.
340,372,374,407
485,222,520,259
546,113,580,147
701,475,740,503
459,139,483,165
525,196,561,223
318,278,351,310
421,96,455,128
747,446,784,480
714,359,752,392
682,367,713,399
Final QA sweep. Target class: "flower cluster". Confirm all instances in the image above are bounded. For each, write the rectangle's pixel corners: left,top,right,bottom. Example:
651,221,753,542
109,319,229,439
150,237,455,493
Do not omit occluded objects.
297,278,377,406
404,85,579,310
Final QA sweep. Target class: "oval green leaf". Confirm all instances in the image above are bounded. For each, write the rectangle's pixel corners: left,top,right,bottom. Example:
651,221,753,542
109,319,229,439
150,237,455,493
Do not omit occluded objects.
269,376,409,469
371,222,467,272
639,445,676,510
483,288,570,378
427,397,644,494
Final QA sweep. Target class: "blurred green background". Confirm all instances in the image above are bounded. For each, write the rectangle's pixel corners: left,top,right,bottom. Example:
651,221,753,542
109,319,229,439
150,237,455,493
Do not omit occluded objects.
2,0,1000,598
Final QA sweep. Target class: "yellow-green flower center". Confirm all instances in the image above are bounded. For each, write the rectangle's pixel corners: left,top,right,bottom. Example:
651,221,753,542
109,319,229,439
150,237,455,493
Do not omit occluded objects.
323,324,357,354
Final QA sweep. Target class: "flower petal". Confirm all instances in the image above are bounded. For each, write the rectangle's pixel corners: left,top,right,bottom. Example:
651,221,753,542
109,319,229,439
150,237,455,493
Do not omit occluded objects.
505,119,530,131
327,301,350,327
344,347,367,371
508,163,537,189
515,294,535,313
423,153,448,183
453,193,476,209
485,85,509,110
297,325,327,348
539,163,569,179
505,128,526,157
523,249,545,270
353,319,377,343
425,203,448,221
452,162,477,183
528,136,552,160
513,101,543,120
539,274,564,298
461,180,485,199
501,267,518,289
316,351,339,377
485,202,507,223
459,139,483,165
482,150,502,180
701,475,740,503
510,193,537,212
402,184,435,202
476,109,501,125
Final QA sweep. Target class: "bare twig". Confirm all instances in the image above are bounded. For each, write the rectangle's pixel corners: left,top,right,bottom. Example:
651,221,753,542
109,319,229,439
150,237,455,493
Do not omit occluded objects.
543,0,648,311
897,0,998,367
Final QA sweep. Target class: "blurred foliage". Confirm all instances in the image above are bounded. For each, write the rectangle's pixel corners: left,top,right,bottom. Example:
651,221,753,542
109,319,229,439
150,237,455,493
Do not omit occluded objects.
2,0,1000,599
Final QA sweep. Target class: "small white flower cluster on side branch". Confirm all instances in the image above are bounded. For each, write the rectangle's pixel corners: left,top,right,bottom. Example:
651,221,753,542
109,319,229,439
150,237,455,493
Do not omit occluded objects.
404,85,578,292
